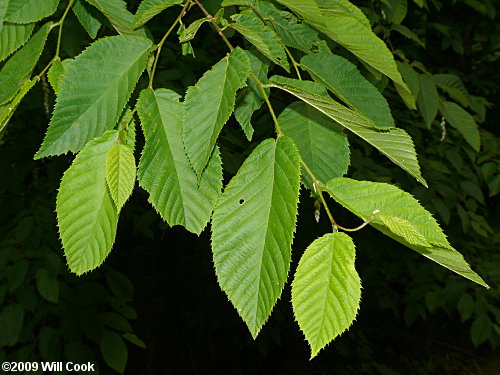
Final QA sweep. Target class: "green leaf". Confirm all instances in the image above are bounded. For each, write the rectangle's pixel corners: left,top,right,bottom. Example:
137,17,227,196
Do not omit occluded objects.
316,0,371,28
416,74,439,128
137,89,222,234
133,0,183,29
56,131,119,275
179,16,209,43
47,59,73,95
85,0,145,35
384,0,407,24
4,0,59,23
268,76,427,186
100,330,128,374
122,333,146,349
325,177,489,288
0,304,24,346
432,74,471,108
35,268,59,303
440,101,480,151
396,61,419,97
292,232,361,358
0,22,35,63
73,0,103,39
105,144,136,211
0,78,36,137
277,0,410,91
35,35,152,158
183,47,250,177
471,315,492,346
392,24,425,47
0,23,51,105
230,13,290,72
255,2,319,53
379,214,430,247
301,51,395,129
278,101,349,188
234,49,270,141
211,137,301,337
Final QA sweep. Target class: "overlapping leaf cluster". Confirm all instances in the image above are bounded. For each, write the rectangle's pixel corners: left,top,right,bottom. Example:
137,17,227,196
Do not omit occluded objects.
0,0,489,364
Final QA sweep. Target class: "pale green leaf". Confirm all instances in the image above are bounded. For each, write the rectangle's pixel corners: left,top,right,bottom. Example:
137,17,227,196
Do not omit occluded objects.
137,89,222,234
179,17,210,43
417,74,439,128
0,22,34,63
105,144,136,210
230,13,290,72
211,137,301,337
440,101,480,152
5,0,59,23
73,0,103,39
86,0,145,35
183,47,250,177
292,232,361,358
276,0,410,91
255,2,319,53
0,78,36,137
57,131,119,275
316,0,371,28
47,59,73,95
35,35,152,158
234,49,270,141
0,23,51,105
325,177,488,287
432,74,471,108
301,51,395,129
133,0,183,28
100,330,128,374
268,76,427,186
379,214,430,247
278,101,349,188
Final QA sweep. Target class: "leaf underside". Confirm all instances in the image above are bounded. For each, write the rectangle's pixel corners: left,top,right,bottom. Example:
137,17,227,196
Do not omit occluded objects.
105,143,136,211
183,47,250,177
137,88,222,235
57,131,119,275
325,177,488,288
278,101,350,188
292,232,361,358
211,136,301,338
269,76,426,186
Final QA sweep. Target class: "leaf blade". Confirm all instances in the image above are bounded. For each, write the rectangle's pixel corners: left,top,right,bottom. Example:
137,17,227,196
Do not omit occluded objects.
137,88,222,234
56,131,119,275
105,143,136,210
35,35,152,158
292,232,361,358
183,47,250,176
268,76,426,186
325,177,488,287
211,137,301,337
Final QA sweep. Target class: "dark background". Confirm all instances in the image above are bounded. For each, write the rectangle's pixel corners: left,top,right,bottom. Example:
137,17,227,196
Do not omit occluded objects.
1,0,499,374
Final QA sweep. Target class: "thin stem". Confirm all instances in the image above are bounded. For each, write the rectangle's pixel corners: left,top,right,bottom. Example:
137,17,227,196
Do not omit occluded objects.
283,45,302,80
248,5,302,79
55,0,76,58
149,0,191,88
335,210,380,232
194,0,233,51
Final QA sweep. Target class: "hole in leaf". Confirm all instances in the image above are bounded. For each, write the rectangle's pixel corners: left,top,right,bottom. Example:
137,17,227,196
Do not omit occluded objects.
239,199,245,205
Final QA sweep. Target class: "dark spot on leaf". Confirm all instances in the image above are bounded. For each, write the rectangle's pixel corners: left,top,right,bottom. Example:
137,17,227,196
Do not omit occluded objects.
239,199,244,205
